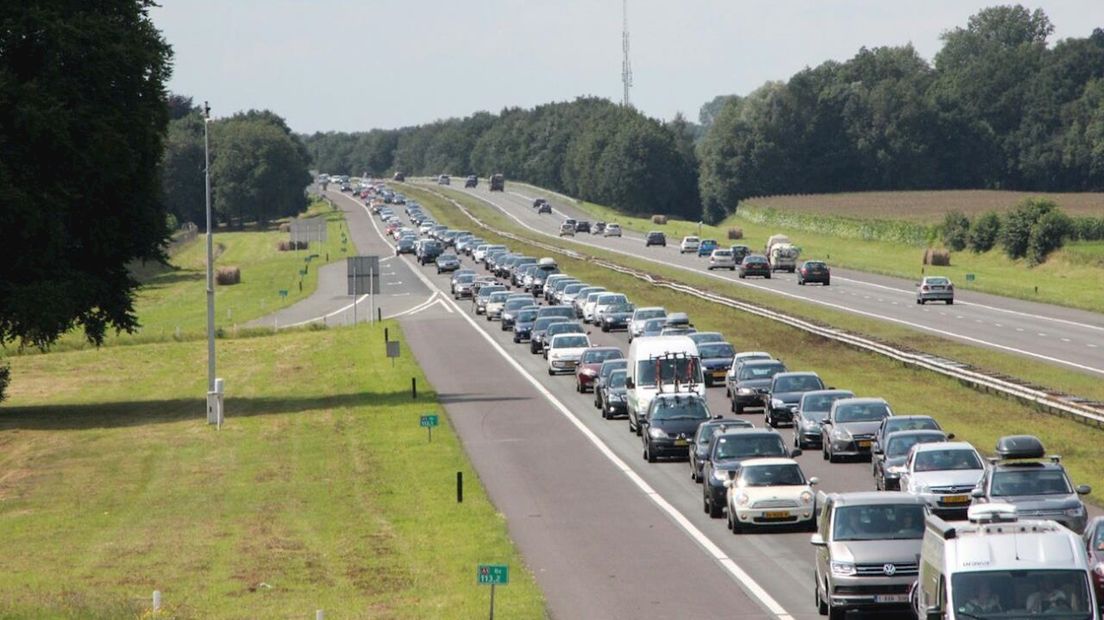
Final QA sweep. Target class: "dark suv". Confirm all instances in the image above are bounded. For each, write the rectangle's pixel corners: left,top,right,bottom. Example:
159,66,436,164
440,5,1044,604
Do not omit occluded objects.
645,231,666,247
701,428,798,518
575,220,591,233
640,394,711,463
763,372,825,428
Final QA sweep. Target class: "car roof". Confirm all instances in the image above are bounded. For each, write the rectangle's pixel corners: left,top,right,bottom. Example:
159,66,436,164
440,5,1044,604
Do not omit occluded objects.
912,441,977,453
833,397,888,406
717,427,780,437
828,491,928,507
774,371,819,378
739,457,798,467
885,429,947,441
743,359,784,367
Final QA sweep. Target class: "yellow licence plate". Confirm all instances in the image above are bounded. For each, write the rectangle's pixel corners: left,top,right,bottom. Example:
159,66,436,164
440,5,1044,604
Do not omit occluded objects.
857,440,872,448
942,495,970,504
673,439,689,447
713,371,727,378
764,511,791,519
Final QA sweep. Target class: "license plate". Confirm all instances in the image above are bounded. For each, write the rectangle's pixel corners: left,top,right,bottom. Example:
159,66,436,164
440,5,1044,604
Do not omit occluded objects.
942,494,970,504
713,371,727,378
875,594,909,603
673,438,688,447
764,511,791,519
857,440,871,448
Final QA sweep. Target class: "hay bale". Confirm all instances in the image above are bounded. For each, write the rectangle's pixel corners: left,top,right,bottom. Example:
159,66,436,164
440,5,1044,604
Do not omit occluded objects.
929,249,951,266
276,240,308,251
727,227,744,240
278,222,290,233
922,249,931,265
651,214,668,225
215,266,241,285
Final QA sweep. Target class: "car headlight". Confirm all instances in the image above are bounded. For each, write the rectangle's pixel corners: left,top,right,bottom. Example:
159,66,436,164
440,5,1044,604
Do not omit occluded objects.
800,490,814,505
1094,563,1104,578
735,493,750,506
737,388,754,395
712,469,729,482
832,428,851,439
1065,506,1086,517
580,368,597,376
770,398,784,409
912,482,931,494
648,427,668,439
607,393,623,402
885,465,906,476
830,561,856,577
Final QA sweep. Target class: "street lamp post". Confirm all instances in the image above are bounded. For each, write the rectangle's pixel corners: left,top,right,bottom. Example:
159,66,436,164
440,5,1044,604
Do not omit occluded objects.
204,102,218,423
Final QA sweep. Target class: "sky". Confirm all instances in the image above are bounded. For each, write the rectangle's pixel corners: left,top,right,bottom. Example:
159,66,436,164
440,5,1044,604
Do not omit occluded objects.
151,1,1104,134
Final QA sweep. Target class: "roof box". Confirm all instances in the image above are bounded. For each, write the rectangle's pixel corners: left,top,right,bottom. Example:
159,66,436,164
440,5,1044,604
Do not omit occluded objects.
665,312,690,327
995,435,1045,460
968,503,1018,524
537,257,557,268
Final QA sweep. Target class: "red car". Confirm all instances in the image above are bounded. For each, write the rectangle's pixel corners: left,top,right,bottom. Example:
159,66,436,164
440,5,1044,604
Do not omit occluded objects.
1085,517,1104,610
738,254,771,279
574,347,624,393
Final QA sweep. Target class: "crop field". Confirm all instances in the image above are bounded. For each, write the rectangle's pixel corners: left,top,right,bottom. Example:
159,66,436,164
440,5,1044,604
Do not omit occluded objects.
742,189,1104,223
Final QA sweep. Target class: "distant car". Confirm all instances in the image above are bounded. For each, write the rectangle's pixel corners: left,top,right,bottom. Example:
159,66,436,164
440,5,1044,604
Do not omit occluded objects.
532,197,548,208
873,429,949,491
792,389,855,449
417,240,443,264
687,331,723,347
726,458,817,533
762,371,826,428
640,393,712,463
395,237,416,255
697,341,736,387
546,333,592,375
537,203,552,214
592,222,606,235
739,254,771,279
483,291,512,321
689,418,753,482
437,174,450,185
598,369,630,419
600,303,635,333
604,223,622,237
574,346,624,393
435,253,460,273
645,231,666,247
821,397,893,462
464,175,477,188
917,276,954,305
628,307,665,342
697,239,718,257
575,221,591,233
680,236,701,254
730,245,751,264
559,222,575,237
797,260,830,285
708,249,736,270
392,171,406,181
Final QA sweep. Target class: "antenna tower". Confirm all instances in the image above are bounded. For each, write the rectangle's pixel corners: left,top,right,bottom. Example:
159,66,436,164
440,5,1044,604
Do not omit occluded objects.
622,0,633,107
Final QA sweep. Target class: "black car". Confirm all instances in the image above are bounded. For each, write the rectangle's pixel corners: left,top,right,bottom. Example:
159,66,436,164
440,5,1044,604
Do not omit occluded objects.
698,342,736,387
730,245,751,264
701,428,798,518
575,220,591,233
689,418,753,482
593,359,629,411
599,369,630,420
529,315,570,354
872,415,942,459
512,308,539,343
533,197,547,208
395,237,416,255
537,203,552,214
729,359,787,414
500,298,538,331
763,371,826,428
417,240,443,264
464,175,478,188
874,429,949,491
739,254,771,279
797,260,830,285
792,389,855,449
641,394,712,463
645,231,667,247
599,303,634,332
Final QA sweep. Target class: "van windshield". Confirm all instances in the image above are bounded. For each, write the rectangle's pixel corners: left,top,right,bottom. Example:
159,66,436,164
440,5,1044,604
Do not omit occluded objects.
636,357,703,387
832,504,925,541
951,570,1091,619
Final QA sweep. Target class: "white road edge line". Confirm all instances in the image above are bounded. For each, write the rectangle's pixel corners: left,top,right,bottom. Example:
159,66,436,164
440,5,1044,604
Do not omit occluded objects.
450,186,1104,377
346,191,796,620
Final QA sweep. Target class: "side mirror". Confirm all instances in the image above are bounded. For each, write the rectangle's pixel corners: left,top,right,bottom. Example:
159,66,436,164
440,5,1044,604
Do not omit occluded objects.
790,448,803,458
924,606,943,620
808,477,819,486
971,488,985,499
810,534,826,547
626,378,634,389
1077,484,1092,495
872,446,883,455
946,432,956,440
822,419,832,426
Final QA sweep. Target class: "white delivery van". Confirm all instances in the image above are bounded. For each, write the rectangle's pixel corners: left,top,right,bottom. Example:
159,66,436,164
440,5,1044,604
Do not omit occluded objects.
625,335,705,427
769,243,800,273
913,503,1099,620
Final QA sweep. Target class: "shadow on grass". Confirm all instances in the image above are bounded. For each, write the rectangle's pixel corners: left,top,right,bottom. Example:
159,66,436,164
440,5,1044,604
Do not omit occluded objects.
0,390,430,431
437,393,532,405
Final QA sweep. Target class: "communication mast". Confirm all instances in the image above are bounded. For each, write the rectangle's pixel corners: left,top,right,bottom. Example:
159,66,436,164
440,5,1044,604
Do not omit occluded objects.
622,0,633,107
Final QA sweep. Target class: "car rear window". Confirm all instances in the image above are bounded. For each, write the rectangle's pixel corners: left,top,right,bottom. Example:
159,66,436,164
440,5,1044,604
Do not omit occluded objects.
773,375,824,392
699,343,735,359
583,349,623,364
990,469,1072,496
835,402,891,423
713,434,786,460
739,362,785,380
554,335,588,348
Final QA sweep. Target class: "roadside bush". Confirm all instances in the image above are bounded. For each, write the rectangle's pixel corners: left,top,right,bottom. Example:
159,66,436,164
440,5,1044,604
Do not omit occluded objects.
941,211,971,251
1001,198,1057,260
215,266,241,285
727,227,744,240
1027,210,1072,266
968,211,1001,253
277,240,308,251
0,361,9,405
1070,216,1104,241
651,215,668,225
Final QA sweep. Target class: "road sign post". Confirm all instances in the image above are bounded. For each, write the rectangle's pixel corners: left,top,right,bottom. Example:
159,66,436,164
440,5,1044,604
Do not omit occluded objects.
420,414,439,442
348,256,381,326
477,564,508,620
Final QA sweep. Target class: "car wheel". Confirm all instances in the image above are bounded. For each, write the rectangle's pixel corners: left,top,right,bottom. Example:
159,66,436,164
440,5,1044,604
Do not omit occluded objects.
513,335,520,343
947,299,954,305
547,368,554,376
918,298,925,305
816,576,828,616
739,273,746,279
601,407,609,420
703,492,711,515
731,515,742,534
765,273,771,279
822,443,829,461
645,441,657,463
828,600,845,620
601,324,609,332
828,446,839,464
708,496,724,519
824,279,830,286
799,279,805,285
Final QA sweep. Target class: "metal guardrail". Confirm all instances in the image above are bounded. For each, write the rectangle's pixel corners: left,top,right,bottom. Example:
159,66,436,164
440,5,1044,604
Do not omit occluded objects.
413,184,1104,429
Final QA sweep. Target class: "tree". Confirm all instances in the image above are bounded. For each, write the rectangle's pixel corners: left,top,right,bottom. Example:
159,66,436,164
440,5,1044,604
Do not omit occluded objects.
1001,198,1057,260
942,211,971,251
968,211,1002,252
1027,209,1072,265
0,0,173,350
160,112,207,227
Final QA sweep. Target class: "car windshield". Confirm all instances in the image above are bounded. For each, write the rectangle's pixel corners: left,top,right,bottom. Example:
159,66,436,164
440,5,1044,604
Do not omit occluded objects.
832,504,926,541
927,277,950,286
990,469,1073,497
802,392,851,413
583,349,622,364
696,423,726,445
886,434,944,458
600,360,628,378
517,310,538,322
699,343,735,359
598,295,627,305
608,304,634,314
951,570,1092,619
533,318,558,330
739,363,785,380
553,336,588,349
885,418,939,434
539,308,574,319
643,318,666,331
914,449,983,472
651,397,709,421
455,274,475,283
835,402,891,423
489,292,510,303
714,435,786,460
636,309,665,321
738,464,805,487
548,323,583,335
774,375,824,392
505,299,532,310
608,371,627,389
635,357,703,386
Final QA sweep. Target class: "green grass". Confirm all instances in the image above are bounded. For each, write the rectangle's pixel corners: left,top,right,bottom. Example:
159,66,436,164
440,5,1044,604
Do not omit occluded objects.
1065,241,1104,268
0,324,546,619
404,185,1104,501
46,199,352,352
514,183,1104,314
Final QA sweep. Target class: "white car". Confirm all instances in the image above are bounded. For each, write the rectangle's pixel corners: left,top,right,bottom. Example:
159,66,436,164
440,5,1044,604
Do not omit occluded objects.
708,249,737,271
591,293,629,325
474,244,505,263
581,291,607,323
483,291,512,321
725,457,818,533
547,333,592,375
680,236,701,254
604,223,622,237
899,442,986,518
629,307,666,341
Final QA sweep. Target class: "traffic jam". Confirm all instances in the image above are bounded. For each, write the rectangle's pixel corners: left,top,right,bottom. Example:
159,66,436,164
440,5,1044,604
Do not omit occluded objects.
358,180,1104,620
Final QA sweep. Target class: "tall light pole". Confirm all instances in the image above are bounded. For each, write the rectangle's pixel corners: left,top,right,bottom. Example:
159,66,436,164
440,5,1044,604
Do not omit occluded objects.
204,102,216,393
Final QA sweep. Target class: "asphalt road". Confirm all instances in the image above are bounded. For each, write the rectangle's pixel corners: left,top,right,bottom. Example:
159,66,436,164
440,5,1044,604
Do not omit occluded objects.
426,181,1104,378
329,188,988,620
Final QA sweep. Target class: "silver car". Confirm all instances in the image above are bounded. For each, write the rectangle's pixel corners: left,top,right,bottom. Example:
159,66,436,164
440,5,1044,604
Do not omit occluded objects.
899,441,986,519
708,248,737,271
916,276,954,305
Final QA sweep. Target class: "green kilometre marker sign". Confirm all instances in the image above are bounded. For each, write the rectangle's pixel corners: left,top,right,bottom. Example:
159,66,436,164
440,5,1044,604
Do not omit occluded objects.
420,414,438,442
478,564,509,620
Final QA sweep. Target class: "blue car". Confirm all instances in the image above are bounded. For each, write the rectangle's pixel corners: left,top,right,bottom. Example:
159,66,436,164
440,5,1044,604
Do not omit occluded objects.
697,239,719,257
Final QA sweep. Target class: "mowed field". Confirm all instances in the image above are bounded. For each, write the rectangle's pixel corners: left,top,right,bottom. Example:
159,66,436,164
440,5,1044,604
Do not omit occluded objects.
743,190,1104,222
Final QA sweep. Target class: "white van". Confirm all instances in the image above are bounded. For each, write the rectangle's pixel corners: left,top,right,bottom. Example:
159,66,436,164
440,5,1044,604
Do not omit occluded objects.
913,504,1100,620
625,336,705,426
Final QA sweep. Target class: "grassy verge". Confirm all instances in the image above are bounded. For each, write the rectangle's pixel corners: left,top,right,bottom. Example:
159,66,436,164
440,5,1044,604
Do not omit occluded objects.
403,184,1104,499
44,199,352,352
407,184,1104,403
513,182,1104,313
0,323,546,618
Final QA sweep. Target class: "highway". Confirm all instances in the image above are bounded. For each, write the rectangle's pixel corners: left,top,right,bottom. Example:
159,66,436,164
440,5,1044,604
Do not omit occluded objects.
426,181,1104,378
323,188,938,620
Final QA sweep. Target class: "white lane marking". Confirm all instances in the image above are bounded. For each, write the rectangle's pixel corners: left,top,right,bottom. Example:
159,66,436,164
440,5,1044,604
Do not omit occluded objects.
1017,328,1025,332
1038,333,1047,337
507,183,1104,335
995,323,1003,328
346,190,795,620
1062,338,1071,343
1090,344,1099,348
447,186,1104,377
